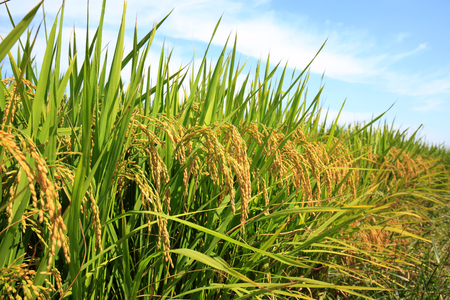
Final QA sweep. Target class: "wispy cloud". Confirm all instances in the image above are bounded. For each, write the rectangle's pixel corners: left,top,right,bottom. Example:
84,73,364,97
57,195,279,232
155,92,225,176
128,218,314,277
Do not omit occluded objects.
390,43,427,62
1,0,449,146
91,0,448,101
396,32,411,43
320,108,374,125
2,0,449,102
384,71,450,97
413,99,445,112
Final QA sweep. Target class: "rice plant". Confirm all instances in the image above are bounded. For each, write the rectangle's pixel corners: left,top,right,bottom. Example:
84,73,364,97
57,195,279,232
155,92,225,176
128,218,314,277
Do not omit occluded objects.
1,1,449,299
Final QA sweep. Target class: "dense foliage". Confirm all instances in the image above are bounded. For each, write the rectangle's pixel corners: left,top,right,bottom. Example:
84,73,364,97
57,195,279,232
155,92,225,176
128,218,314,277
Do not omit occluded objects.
1,1,449,299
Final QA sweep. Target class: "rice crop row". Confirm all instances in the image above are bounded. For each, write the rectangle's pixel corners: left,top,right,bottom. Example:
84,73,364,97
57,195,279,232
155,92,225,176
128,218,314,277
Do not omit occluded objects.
1,1,449,299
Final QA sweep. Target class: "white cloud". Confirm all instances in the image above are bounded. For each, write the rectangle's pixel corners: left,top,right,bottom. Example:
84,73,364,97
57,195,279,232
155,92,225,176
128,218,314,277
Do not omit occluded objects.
80,0,448,101
2,0,450,101
1,0,449,147
320,108,374,126
384,71,450,97
390,43,427,62
412,99,445,112
396,32,411,43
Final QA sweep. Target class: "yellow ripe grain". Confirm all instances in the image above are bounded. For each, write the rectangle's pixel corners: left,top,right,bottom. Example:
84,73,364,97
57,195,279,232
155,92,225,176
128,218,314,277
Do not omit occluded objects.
0,131,38,217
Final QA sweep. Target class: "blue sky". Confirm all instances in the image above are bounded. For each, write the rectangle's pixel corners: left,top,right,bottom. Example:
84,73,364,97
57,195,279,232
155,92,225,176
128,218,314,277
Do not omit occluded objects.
1,0,449,146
